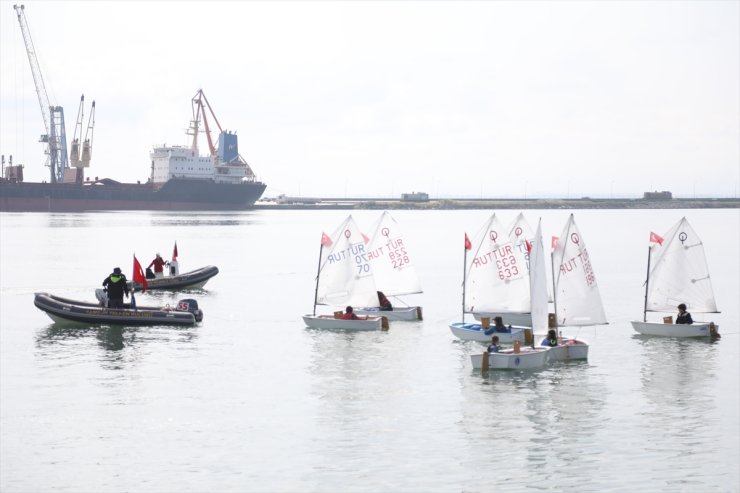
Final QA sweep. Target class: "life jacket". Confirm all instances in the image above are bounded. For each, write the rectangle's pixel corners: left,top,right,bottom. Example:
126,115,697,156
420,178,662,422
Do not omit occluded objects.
110,275,123,283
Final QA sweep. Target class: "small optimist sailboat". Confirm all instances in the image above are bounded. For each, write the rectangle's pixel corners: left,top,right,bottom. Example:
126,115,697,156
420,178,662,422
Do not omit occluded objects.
545,214,607,361
471,219,551,370
630,217,720,338
472,213,537,327
302,215,388,331
449,213,527,344
354,211,423,321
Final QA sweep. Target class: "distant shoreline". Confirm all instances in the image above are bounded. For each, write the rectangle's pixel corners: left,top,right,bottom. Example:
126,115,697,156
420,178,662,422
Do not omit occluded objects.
255,197,740,210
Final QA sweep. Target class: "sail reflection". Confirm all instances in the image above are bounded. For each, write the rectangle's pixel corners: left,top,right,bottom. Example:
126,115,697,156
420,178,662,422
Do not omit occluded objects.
456,342,608,489
637,336,718,409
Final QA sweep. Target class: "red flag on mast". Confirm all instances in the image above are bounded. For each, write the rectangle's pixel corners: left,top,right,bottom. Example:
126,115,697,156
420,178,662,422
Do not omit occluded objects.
551,236,559,249
172,242,178,262
133,255,148,293
320,232,333,247
649,232,664,246
464,233,472,250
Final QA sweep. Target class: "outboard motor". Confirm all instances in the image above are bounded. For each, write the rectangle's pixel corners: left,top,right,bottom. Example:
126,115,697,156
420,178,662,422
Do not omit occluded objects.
175,298,203,322
95,288,109,307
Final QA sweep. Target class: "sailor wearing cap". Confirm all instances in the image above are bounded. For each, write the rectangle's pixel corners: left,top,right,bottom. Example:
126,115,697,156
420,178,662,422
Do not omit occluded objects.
102,267,130,308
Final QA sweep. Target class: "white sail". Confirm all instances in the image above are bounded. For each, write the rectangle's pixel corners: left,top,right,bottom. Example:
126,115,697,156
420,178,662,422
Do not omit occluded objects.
507,212,535,243
316,215,378,308
552,214,607,326
507,212,535,273
529,219,549,333
646,217,717,313
465,214,530,313
366,211,423,296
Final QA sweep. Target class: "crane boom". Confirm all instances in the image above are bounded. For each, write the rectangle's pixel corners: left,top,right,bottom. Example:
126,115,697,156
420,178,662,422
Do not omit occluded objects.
13,4,69,183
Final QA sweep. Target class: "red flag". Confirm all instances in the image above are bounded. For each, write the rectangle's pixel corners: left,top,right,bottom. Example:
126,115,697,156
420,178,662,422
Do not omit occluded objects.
172,242,178,261
464,233,472,250
649,231,664,246
525,240,532,254
133,255,148,293
320,232,333,247
551,236,559,249
362,233,370,244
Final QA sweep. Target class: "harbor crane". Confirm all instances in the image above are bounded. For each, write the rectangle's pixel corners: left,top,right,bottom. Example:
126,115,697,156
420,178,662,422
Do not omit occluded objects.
69,95,96,182
189,89,256,179
14,4,69,183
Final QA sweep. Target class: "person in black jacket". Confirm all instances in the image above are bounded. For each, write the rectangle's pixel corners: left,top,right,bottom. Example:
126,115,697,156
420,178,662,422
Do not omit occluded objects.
102,267,130,309
675,303,693,324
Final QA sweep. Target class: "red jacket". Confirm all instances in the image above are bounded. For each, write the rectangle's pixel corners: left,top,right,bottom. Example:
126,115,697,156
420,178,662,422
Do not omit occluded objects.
148,257,166,273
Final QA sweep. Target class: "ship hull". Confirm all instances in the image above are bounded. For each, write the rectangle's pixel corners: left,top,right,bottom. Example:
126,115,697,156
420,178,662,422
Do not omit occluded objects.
0,178,266,212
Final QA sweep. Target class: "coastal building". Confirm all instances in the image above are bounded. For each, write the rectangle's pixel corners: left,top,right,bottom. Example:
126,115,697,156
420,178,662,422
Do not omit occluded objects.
643,191,673,200
401,192,429,202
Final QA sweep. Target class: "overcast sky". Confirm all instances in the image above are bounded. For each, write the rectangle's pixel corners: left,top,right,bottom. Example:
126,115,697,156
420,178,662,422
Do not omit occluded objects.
1,1,738,198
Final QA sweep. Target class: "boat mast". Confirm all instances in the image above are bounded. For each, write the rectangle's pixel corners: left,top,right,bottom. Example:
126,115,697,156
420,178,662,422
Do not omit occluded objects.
550,250,559,333
642,245,652,322
461,236,468,323
312,243,323,316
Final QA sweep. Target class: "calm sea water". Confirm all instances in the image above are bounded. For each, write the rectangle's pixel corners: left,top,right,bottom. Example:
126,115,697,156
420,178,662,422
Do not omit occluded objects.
1,209,738,493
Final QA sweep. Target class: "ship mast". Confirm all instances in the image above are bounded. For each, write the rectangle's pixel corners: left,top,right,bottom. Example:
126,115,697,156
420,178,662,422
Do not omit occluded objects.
189,89,223,157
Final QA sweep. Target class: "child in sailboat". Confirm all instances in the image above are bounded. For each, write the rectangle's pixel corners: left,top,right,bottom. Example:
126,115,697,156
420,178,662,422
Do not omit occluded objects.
377,291,393,311
342,306,367,320
487,335,500,353
493,316,510,333
675,304,693,324
541,329,559,347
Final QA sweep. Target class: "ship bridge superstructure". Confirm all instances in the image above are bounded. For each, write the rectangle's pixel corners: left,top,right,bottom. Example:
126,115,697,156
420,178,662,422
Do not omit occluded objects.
150,90,258,186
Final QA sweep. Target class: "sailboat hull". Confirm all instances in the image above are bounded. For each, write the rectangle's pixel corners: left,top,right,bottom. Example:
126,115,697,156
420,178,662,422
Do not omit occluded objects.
630,321,719,338
449,322,526,344
471,347,550,370
545,339,589,361
354,306,422,321
302,314,386,331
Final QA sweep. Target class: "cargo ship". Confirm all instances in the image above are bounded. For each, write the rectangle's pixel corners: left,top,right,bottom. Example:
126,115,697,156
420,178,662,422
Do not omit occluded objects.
0,90,266,212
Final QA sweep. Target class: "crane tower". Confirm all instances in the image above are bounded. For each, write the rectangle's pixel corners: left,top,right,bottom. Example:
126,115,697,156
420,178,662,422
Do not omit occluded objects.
13,4,69,183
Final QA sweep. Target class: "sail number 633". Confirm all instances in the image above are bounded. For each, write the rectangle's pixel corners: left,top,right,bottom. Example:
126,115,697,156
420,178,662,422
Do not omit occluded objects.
497,256,520,280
